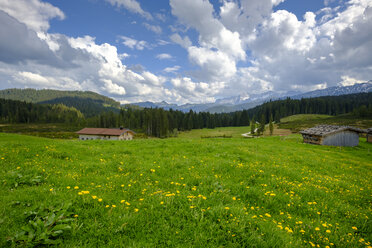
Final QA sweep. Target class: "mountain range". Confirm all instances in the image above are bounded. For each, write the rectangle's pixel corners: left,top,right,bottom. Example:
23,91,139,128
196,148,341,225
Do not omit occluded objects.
130,82,372,113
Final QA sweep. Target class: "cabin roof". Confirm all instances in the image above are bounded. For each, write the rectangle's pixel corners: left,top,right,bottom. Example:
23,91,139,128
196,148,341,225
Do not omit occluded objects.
300,125,365,137
76,128,135,136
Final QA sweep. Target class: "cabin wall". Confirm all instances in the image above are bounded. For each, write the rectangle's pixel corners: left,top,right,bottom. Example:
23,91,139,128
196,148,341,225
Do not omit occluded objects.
79,135,119,140
322,131,359,147
301,134,322,145
367,134,372,143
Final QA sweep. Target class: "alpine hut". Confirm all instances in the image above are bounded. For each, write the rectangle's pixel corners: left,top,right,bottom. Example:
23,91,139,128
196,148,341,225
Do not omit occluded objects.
367,128,372,143
76,127,135,141
299,125,364,147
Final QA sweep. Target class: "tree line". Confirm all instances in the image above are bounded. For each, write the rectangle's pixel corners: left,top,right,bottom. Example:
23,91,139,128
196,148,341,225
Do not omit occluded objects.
1,92,371,138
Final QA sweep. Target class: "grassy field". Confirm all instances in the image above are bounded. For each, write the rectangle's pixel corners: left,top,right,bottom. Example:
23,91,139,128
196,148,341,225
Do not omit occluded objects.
1,132,371,247
0,123,80,139
279,114,372,133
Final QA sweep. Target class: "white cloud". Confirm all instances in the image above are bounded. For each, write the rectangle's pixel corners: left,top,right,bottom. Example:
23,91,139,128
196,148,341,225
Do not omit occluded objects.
338,75,365,86
164,66,180,73
119,36,148,50
171,77,223,103
105,0,152,20
1,0,372,105
0,0,65,33
156,53,173,60
155,13,166,22
143,23,162,34
170,33,192,48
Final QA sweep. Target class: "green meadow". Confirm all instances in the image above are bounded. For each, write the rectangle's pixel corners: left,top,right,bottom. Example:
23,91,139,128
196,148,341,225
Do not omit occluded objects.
1,131,371,247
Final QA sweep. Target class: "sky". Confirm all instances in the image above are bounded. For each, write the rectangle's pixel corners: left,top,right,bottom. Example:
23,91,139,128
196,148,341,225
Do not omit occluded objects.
0,0,371,104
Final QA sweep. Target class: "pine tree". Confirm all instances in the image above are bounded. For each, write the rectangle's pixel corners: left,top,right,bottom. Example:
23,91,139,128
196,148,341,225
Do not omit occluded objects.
250,117,255,135
259,114,265,135
269,114,274,136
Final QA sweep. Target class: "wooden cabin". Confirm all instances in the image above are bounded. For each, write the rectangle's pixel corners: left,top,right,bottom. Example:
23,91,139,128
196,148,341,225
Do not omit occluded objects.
300,125,364,147
76,127,135,141
367,128,372,143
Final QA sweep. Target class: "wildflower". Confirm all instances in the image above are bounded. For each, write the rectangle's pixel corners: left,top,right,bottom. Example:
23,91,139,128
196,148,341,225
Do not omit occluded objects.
74,186,79,189
190,206,195,209
315,227,320,231
232,197,236,201
326,230,331,233
125,202,131,206
352,226,358,230
98,198,102,202
300,230,305,234
160,201,164,205
121,200,125,203
105,205,110,208
112,205,116,208
134,208,139,212
66,186,71,189
225,207,230,210
92,195,97,199
265,213,271,218
74,214,78,218
49,188,53,192
16,166,20,169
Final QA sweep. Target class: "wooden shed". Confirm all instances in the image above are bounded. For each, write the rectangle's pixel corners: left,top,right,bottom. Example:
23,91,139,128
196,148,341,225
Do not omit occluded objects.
300,125,364,147
367,128,372,143
76,127,135,141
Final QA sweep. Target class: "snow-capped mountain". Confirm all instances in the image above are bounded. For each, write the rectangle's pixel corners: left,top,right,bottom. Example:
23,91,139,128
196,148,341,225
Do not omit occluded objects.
291,82,372,99
129,82,372,113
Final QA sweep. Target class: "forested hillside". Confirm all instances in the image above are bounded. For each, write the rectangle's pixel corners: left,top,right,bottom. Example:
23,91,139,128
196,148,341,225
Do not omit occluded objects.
0,98,84,124
246,92,372,123
0,88,119,106
40,97,119,117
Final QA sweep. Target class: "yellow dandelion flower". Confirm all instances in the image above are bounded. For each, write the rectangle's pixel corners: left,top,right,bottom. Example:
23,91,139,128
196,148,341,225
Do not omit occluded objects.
92,195,97,199
190,206,195,209
74,214,78,218
98,198,102,202
134,208,139,212
112,205,116,208
300,230,305,234
125,202,131,206
352,226,358,230
265,213,271,218
105,205,110,208
225,207,230,210
49,188,53,192
160,201,164,205
74,186,79,189
66,186,71,189
121,200,125,203
232,197,236,201
315,227,320,231
326,230,331,233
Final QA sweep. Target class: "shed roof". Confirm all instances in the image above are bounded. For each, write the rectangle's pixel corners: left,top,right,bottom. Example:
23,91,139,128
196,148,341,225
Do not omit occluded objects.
366,128,372,134
76,128,134,136
300,125,365,137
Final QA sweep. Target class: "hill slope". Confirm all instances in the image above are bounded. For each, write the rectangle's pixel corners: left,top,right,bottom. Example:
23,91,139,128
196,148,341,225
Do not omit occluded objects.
0,88,120,116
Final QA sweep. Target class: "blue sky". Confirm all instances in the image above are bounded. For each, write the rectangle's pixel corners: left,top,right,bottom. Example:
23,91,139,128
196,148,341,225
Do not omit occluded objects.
0,0,371,104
